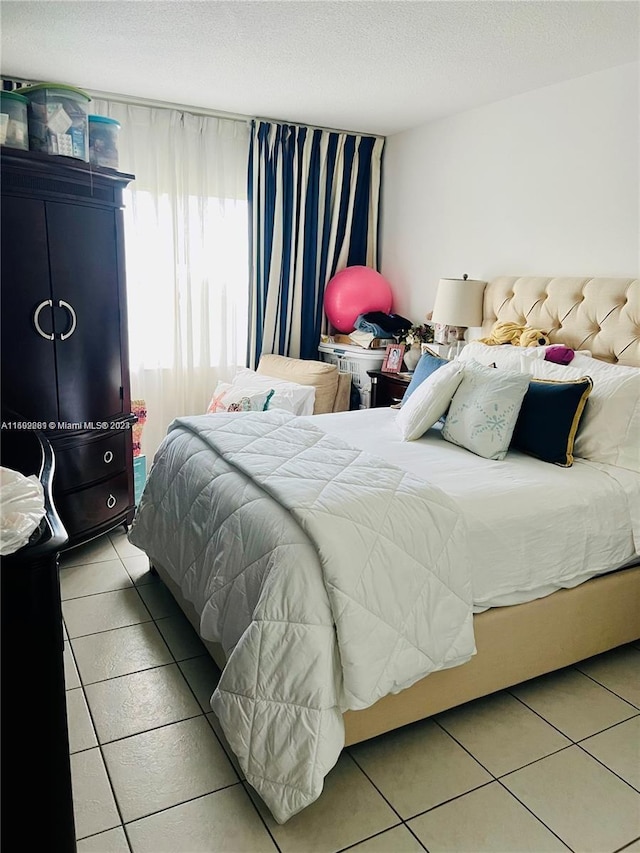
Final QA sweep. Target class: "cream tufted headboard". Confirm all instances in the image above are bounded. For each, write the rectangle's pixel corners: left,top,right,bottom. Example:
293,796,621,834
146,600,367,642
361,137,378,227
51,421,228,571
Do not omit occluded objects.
481,277,640,367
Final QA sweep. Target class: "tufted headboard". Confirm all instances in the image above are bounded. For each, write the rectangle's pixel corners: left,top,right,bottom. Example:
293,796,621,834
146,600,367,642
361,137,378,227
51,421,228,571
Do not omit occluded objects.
481,277,640,367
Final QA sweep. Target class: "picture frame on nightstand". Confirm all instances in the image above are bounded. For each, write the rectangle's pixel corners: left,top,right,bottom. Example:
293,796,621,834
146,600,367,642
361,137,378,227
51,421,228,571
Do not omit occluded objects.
381,343,405,373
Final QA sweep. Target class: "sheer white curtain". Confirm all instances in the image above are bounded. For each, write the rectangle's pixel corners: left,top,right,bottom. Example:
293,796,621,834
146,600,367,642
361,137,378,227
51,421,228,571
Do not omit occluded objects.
93,100,250,459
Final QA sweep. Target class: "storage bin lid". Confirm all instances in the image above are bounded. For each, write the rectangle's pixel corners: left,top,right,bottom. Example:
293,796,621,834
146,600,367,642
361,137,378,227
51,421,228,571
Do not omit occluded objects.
88,114,121,128
1,91,29,105
15,83,91,101
318,342,388,360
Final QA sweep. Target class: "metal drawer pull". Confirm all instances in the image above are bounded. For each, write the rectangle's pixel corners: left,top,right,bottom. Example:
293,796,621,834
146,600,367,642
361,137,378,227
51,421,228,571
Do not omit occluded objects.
106,494,117,509
58,300,77,340
103,451,114,464
33,299,54,340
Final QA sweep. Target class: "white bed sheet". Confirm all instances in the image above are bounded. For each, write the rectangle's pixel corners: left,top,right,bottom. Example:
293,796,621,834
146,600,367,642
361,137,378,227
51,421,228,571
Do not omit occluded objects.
314,407,640,611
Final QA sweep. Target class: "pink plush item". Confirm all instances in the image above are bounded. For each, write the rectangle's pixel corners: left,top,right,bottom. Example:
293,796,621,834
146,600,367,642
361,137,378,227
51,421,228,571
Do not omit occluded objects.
545,345,575,365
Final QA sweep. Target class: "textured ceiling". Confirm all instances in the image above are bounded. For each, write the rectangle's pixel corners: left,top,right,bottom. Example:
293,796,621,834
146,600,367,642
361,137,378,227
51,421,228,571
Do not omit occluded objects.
1,1,638,136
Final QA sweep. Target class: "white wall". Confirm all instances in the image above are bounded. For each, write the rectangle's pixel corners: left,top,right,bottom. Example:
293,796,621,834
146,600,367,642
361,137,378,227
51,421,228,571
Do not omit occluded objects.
380,63,639,322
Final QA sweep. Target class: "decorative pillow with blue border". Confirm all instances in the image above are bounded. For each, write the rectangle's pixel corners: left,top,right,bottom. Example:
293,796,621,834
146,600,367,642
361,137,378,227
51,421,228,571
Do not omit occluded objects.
442,360,530,460
402,354,448,405
511,377,593,466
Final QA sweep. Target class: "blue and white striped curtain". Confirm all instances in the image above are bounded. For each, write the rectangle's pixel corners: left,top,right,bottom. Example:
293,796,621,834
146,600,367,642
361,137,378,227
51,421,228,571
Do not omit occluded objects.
248,121,384,365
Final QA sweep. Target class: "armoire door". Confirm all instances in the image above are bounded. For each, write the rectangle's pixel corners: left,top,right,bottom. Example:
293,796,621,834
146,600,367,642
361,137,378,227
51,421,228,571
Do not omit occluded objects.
46,201,125,425
0,195,59,422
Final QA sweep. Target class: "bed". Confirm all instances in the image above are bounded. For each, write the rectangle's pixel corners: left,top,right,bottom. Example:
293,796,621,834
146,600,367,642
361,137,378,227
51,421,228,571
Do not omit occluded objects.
129,275,640,824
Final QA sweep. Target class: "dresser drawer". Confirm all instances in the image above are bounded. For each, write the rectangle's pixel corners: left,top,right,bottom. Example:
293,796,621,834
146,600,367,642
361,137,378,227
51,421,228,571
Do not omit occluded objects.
56,471,130,536
55,432,127,491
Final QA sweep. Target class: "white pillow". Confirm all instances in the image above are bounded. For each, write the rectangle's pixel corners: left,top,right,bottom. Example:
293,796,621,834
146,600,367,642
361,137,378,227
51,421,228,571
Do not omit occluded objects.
233,367,315,416
396,361,464,441
207,382,274,413
442,360,530,460
460,341,547,370
518,354,640,471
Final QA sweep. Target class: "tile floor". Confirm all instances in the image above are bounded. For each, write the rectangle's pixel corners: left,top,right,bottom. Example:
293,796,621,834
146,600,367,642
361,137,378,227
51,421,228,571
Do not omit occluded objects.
61,529,640,853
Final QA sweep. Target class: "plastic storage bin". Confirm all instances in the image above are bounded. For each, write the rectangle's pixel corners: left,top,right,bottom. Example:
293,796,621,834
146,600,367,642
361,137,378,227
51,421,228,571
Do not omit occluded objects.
133,455,147,506
0,91,29,150
88,115,120,169
318,343,386,408
17,83,90,161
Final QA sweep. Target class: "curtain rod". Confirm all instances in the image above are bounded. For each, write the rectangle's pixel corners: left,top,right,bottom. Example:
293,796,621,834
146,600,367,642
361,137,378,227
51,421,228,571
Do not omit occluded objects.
3,75,384,139
84,87,253,124
91,88,383,138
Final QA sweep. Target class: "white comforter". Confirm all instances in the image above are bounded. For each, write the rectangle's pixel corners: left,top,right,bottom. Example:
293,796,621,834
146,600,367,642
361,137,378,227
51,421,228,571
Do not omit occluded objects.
129,410,475,823
317,408,640,609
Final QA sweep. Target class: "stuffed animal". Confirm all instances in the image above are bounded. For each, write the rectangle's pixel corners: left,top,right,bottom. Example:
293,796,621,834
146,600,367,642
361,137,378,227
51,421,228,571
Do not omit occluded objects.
519,327,551,347
477,321,550,348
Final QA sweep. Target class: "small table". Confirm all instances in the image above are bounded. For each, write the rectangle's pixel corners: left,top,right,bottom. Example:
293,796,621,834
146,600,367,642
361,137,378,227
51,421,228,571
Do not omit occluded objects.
367,370,413,408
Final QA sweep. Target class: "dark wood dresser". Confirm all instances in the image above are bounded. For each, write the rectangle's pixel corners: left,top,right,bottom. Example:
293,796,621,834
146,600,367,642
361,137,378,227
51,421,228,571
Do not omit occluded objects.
1,149,136,547
1,430,75,851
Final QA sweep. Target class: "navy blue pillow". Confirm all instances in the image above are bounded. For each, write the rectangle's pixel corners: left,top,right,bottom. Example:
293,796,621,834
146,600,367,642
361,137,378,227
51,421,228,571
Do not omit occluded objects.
510,377,593,467
402,355,448,405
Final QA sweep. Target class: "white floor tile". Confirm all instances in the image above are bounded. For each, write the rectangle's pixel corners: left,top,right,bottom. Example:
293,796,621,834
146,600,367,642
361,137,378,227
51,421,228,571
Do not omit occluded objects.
66,687,98,753
408,781,567,852
103,716,238,822
137,582,182,619
576,645,640,708
350,718,491,819
71,621,173,684
205,712,244,780
61,535,119,567
580,716,640,791
179,655,220,713
121,554,159,586
126,786,277,852
63,588,152,638
77,826,131,852
64,641,81,690
60,559,133,600
109,528,145,559
156,613,207,661
70,748,121,840
436,692,570,776
512,667,638,741
502,745,640,852
84,664,201,743
247,753,398,853
347,826,424,853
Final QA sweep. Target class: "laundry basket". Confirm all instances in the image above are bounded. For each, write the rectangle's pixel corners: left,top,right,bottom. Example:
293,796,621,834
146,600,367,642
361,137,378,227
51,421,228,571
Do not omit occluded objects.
318,343,386,408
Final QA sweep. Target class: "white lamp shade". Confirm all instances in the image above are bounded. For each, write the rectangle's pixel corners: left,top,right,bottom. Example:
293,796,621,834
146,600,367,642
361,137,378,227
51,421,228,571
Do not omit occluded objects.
431,277,486,327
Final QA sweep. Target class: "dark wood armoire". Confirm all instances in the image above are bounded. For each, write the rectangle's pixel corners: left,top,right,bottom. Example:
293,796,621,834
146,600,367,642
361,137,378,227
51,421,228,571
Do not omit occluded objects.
1,148,136,547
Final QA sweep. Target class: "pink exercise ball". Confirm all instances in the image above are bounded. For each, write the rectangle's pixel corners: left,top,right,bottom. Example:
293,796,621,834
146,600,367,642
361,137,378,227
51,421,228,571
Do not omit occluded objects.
324,266,393,333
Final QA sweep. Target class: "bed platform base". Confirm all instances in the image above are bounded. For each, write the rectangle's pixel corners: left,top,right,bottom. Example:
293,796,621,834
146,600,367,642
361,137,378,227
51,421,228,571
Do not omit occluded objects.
153,561,640,746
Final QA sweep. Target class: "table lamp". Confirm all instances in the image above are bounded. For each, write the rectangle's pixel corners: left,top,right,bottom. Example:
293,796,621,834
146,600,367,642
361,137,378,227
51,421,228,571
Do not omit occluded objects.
431,274,486,353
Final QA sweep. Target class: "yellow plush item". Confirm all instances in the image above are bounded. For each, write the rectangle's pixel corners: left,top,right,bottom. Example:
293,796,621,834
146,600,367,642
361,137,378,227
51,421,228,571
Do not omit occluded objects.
477,321,549,348
519,327,551,347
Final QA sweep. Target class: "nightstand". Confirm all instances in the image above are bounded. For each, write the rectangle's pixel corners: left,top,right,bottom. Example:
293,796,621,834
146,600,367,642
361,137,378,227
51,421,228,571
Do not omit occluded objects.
367,370,413,407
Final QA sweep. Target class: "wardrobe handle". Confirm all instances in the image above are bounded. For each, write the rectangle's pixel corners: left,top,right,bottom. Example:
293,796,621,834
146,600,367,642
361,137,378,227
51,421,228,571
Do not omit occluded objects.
33,299,54,340
58,300,77,341
106,494,117,509
103,451,114,464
